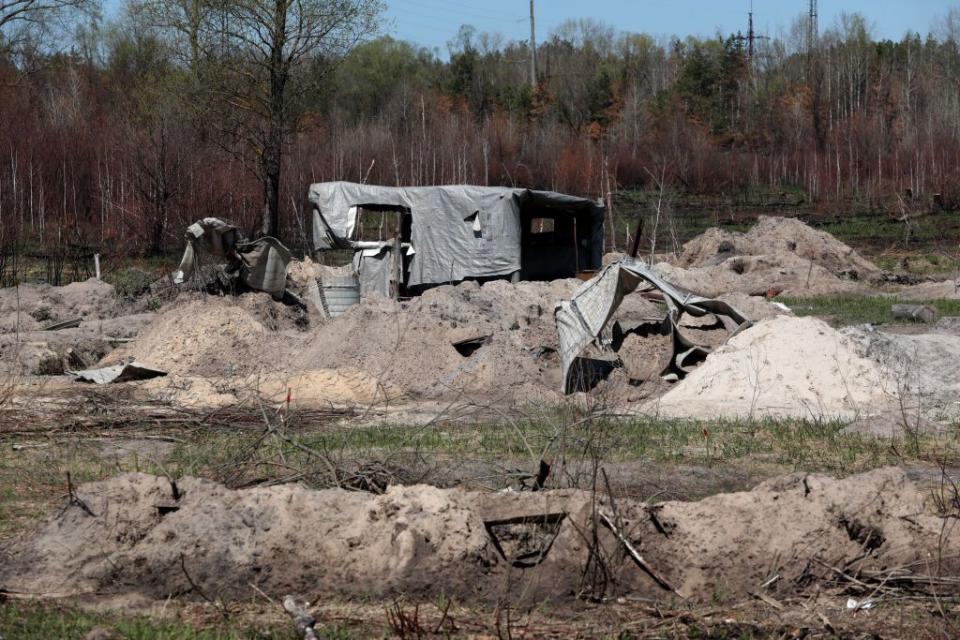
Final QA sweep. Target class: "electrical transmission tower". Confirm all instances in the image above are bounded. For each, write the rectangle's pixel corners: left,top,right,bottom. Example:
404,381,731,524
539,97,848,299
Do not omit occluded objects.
808,0,818,52
529,0,537,88
733,2,769,61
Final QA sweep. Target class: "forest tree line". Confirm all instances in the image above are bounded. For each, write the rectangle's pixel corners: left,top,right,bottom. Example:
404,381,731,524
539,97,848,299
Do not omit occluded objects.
1,0,959,259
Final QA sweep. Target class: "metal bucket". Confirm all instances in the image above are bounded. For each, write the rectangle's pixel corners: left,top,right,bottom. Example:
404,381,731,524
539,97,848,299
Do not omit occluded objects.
320,275,360,317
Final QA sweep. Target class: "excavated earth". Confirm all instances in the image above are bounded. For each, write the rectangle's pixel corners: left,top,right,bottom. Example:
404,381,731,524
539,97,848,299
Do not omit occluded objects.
1,467,956,606
1,217,958,420
654,215,882,297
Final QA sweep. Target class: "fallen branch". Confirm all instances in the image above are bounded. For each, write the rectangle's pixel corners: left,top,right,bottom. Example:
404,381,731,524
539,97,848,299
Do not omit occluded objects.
598,511,681,596
750,590,784,610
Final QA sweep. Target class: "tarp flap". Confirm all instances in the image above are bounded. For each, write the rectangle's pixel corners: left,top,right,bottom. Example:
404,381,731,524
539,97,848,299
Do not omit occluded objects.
68,362,167,384
555,259,750,393
238,237,292,297
352,246,392,297
172,218,292,297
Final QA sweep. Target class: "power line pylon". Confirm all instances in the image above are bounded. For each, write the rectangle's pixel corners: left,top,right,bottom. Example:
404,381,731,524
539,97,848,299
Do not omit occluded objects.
808,0,818,52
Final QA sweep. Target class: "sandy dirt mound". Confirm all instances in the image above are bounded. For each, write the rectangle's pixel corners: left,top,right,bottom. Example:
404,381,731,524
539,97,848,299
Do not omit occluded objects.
679,216,880,278
102,279,618,403
102,295,309,378
0,313,155,376
289,278,661,402
286,255,353,289
715,292,791,321
843,328,960,424
0,278,117,334
2,468,955,605
659,217,880,297
0,279,160,376
654,253,864,298
254,368,403,405
650,316,895,419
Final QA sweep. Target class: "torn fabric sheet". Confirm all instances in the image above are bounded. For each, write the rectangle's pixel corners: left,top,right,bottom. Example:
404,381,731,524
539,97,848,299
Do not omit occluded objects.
172,218,292,297
555,259,751,393
352,245,393,297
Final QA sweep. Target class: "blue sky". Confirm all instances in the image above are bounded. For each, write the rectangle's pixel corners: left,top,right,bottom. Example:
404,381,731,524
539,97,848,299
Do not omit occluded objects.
383,0,957,53
102,1,958,53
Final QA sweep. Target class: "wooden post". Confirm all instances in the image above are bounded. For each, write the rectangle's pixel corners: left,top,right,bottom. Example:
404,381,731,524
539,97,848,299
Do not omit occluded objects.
94,253,101,280
629,217,644,258
391,213,403,299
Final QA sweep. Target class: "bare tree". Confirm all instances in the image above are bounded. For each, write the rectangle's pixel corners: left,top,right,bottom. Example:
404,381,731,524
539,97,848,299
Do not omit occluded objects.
136,0,383,240
0,0,96,29
0,0,98,53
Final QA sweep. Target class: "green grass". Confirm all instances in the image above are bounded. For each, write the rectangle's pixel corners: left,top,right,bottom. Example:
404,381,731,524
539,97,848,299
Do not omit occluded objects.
0,440,167,538
3,414,956,539
779,295,960,326
0,602,301,640
160,414,957,484
817,210,960,249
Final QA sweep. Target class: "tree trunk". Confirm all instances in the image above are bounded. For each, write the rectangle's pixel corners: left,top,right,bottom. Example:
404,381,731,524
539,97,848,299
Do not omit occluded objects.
261,0,288,240
262,147,281,238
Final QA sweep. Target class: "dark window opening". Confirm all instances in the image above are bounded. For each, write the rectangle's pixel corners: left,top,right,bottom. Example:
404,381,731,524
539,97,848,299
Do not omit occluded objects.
520,209,580,280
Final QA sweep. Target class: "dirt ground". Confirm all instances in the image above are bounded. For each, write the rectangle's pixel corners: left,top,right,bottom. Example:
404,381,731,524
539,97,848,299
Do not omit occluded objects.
2,216,959,638
1,467,957,604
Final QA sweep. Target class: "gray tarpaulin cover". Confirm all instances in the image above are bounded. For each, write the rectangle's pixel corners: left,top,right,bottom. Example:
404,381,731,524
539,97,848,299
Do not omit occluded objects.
352,246,393,297
172,218,292,297
308,182,604,287
68,362,167,384
555,259,751,393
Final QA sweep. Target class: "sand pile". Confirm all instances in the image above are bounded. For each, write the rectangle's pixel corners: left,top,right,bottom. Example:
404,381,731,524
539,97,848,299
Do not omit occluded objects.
102,294,310,378
103,279,630,403
286,255,353,288
0,279,162,376
2,467,955,605
254,368,403,405
678,217,880,277
289,278,653,402
650,316,895,420
655,217,880,297
842,328,960,426
0,316,155,376
895,279,960,300
0,278,117,334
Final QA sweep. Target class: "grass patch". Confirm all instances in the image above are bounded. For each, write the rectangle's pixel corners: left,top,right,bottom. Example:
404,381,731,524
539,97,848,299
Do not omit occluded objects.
815,210,960,250
0,602,301,640
0,440,167,538
162,414,957,486
3,414,956,537
779,295,960,326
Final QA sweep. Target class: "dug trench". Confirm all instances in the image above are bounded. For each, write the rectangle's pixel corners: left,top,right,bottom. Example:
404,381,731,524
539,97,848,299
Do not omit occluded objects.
1,467,957,608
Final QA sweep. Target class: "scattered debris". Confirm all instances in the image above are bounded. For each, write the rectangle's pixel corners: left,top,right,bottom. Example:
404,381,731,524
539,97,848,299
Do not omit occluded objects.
283,596,320,640
451,334,491,357
172,218,292,298
556,259,749,393
845,597,874,611
42,318,81,331
68,362,168,384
